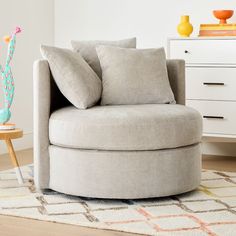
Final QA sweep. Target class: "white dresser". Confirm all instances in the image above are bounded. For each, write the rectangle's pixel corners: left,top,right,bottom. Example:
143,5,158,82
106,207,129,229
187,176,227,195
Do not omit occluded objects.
168,37,236,140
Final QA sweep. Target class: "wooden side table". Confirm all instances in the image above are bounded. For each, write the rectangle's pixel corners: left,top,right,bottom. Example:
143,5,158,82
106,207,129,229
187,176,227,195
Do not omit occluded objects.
0,129,24,184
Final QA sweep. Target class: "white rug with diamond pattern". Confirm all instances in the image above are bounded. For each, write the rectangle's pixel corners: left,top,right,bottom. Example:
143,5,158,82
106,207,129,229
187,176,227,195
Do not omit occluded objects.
0,165,236,235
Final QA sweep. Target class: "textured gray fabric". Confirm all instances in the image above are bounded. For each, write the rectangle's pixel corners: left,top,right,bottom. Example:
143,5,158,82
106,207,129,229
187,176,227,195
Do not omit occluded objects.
33,58,199,198
96,46,175,105
33,60,51,189
40,45,102,109
49,144,201,199
71,38,136,78
167,59,185,105
49,104,202,151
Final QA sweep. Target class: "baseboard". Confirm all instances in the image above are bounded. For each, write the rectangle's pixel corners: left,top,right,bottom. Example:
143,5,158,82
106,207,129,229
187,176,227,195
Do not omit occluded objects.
202,142,236,157
0,132,33,154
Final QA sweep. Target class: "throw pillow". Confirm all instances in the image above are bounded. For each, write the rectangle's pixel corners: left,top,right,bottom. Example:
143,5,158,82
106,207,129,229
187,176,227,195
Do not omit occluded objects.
71,38,136,78
96,46,175,105
40,45,102,109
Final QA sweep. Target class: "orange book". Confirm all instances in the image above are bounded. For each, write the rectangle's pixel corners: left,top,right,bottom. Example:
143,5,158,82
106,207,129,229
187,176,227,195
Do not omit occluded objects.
200,23,236,30
199,30,236,36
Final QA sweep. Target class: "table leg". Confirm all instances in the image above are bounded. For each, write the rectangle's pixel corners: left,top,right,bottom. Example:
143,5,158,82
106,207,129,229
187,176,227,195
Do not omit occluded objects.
5,139,24,184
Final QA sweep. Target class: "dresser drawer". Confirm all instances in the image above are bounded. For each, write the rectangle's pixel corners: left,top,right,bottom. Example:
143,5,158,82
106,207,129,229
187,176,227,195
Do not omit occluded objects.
186,67,236,101
169,39,236,64
186,100,236,135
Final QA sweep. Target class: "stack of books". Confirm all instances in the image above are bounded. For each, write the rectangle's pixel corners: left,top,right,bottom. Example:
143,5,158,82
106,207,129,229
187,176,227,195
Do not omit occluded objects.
199,24,236,36
0,123,16,130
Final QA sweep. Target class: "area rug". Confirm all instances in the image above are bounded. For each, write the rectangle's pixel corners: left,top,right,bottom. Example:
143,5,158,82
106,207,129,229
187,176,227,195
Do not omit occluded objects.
0,166,236,236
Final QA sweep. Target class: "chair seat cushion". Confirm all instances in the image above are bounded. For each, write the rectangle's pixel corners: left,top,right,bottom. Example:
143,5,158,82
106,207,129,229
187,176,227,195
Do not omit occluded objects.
49,104,202,151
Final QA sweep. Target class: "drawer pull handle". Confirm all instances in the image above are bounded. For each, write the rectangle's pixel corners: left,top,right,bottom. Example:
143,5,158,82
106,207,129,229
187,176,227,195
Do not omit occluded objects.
184,50,189,53
203,115,224,119
203,82,225,85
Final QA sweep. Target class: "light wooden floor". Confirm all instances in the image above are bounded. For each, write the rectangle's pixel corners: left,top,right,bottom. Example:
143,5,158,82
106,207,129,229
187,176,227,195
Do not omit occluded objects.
0,148,235,236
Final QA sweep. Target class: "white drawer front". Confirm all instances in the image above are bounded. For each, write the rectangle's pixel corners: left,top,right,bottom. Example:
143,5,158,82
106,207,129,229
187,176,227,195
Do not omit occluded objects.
186,100,236,135
170,40,236,64
186,67,236,101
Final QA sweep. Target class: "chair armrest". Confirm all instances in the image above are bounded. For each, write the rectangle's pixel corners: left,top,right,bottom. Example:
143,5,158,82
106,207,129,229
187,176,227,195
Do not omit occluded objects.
33,59,72,189
166,59,185,105
33,60,51,189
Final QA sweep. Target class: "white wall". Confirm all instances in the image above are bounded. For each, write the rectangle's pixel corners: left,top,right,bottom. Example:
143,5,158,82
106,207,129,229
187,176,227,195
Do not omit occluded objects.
0,0,54,153
55,0,236,48
54,0,236,156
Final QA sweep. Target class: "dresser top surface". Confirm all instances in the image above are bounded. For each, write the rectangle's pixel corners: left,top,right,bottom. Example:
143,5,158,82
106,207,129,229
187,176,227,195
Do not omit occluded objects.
168,36,236,41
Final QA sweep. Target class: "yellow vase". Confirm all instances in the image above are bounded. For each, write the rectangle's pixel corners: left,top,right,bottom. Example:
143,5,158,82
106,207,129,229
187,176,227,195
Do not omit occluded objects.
177,15,193,37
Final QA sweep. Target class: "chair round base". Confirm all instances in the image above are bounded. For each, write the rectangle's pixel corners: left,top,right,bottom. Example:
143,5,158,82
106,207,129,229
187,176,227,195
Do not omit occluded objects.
48,144,201,199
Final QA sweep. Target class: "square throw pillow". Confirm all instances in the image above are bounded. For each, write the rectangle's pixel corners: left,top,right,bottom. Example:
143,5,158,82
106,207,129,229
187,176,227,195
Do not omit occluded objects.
96,46,175,105
71,38,136,78
40,45,102,109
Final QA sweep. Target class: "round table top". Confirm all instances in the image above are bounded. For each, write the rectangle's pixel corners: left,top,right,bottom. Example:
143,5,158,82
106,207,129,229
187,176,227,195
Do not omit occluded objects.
0,128,23,140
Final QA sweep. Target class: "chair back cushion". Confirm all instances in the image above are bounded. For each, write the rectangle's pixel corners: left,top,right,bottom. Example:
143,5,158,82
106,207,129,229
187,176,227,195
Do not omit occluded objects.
71,38,136,78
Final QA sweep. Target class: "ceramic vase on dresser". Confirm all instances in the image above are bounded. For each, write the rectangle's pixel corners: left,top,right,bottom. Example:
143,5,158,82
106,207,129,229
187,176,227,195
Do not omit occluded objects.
168,37,236,140
177,15,193,37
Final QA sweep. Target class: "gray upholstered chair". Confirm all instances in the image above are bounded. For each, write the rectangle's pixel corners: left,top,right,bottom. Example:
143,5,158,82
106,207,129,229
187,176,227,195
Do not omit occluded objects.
33,59,202,199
